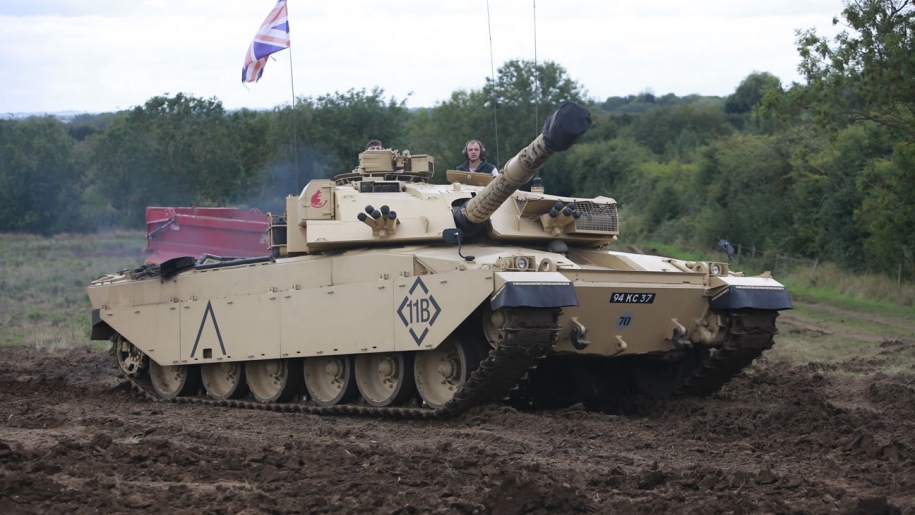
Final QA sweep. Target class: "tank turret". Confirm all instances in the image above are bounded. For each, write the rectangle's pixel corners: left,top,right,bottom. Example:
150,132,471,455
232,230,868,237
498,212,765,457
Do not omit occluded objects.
453,101,591,236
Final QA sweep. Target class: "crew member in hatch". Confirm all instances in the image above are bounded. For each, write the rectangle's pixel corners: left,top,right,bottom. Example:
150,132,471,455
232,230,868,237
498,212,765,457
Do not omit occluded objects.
455,139,499,176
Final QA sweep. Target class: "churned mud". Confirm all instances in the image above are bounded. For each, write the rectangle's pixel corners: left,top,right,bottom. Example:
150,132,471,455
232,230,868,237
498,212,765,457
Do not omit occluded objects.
1,325,914,513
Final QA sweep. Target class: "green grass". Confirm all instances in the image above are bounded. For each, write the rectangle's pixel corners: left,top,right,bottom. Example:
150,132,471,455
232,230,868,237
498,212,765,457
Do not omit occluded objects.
636,240,915,312
0,231,148,348
782,262,915,313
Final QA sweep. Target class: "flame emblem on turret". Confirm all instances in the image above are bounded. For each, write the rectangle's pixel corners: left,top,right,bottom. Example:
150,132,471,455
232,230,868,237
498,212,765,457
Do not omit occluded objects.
310,190,327,208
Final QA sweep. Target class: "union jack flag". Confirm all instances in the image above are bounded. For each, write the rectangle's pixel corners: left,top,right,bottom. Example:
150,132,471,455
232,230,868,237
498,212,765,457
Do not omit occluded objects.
241,0,291,83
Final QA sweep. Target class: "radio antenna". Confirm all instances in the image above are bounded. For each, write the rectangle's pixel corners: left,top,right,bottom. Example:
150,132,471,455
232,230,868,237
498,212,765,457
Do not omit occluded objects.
486,0,501,167
533,0,539,138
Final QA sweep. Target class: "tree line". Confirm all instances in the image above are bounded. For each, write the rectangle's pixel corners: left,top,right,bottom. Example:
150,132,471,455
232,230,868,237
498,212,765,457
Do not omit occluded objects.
1,0,911,280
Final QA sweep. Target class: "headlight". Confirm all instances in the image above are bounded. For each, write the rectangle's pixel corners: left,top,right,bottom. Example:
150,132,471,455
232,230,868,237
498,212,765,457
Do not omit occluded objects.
709,263,722,276
516,257,528,269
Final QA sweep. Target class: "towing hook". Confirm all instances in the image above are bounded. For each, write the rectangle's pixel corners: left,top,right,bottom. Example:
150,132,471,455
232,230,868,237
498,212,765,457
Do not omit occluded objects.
570,317,591,350
672,326,693,350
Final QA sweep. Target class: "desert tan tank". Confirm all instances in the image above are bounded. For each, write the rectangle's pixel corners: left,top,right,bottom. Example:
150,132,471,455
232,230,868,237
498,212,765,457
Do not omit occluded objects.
88,101,791,417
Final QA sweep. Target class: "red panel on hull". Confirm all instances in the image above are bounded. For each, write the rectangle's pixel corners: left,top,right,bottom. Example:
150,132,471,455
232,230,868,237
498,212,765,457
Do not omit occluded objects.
145,207,270,264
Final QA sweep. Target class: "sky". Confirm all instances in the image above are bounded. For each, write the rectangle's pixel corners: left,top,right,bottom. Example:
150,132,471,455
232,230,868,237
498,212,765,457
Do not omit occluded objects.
0,0,847,115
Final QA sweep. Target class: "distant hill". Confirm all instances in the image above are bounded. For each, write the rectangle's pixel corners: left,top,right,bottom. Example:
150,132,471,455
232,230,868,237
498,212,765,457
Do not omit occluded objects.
1,111,90,122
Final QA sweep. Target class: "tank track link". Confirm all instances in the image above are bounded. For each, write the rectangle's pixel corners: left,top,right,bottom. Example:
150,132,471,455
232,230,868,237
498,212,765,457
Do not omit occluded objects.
675,310,779,397
117,307,560,420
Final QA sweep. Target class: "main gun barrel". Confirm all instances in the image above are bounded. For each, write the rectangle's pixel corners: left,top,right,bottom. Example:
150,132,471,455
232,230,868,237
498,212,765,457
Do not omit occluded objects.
453,101,591,234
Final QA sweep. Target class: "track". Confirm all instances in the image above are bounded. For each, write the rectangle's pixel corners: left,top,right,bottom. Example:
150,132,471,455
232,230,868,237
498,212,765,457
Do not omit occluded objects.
121,308,781,417
119,307,560,419
675,310,780,396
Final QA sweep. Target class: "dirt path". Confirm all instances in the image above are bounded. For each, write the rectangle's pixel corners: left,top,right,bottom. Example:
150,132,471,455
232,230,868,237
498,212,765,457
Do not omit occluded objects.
779,300,915,349
778,312,915,345
2,329,914,513
792,300,915,332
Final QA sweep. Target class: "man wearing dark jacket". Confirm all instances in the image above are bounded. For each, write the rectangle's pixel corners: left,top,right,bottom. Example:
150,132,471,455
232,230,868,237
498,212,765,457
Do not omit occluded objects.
455,139,499,176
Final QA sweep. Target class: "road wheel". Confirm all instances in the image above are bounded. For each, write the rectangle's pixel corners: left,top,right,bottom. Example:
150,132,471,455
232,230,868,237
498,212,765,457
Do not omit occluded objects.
201,362,248,400
246,359,301,403
355,353,415,407
304,356,358,406
414,335,480,410
149,361,199,399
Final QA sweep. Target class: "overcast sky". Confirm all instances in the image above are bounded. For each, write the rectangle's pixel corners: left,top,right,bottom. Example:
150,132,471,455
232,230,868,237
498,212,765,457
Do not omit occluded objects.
0,0,846,115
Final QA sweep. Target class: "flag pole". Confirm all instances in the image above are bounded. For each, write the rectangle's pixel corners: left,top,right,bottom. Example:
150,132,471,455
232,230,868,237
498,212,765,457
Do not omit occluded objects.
287,42,299,191
241,0,298,190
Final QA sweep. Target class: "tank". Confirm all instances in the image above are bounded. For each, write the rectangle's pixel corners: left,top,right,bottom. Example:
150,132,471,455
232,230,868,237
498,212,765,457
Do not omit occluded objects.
88,101,791,417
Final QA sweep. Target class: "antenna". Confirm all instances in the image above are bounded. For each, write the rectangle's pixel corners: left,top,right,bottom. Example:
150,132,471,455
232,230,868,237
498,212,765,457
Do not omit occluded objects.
283,2,298,191
486,0,501,167
287,45,299,192
533,0,539,139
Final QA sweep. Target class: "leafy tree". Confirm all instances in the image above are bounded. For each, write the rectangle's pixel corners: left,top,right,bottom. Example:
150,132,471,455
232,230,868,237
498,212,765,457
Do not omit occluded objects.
630,101,733,159
405,60,587,178
67,112,118,142
81,113,147,227
134,94,245,204
265,101,318,196
406,89,490,179
0,117,83,234
227,108,273,195
725,72,781,114
724,72,788,133
600,92,658,114
689,133,794,252
783,0,915,276
795,0,915,137
84,93,252,226
482,60,588,166
858,140,915,277
305,87,408,172
781,124,888,267
560,137,654,200
637,160,696,228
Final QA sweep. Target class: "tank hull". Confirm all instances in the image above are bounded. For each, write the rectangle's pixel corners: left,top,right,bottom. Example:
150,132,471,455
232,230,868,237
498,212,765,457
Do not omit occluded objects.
91,251,514,365
90,242,789,414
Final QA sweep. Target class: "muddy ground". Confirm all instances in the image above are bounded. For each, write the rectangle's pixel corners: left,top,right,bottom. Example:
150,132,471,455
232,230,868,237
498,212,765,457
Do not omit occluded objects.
1,316,914,514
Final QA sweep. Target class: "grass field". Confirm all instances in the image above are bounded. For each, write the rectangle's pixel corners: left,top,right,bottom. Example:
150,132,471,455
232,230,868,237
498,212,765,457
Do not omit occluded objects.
0,232,147,348
2,232,913,375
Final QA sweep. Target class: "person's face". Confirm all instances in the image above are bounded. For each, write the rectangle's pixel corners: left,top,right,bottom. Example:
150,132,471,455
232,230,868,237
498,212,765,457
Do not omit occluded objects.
466,142,481,161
